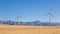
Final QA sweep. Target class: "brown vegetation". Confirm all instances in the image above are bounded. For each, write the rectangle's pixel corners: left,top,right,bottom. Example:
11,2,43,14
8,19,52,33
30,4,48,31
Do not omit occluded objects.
0,25,60,34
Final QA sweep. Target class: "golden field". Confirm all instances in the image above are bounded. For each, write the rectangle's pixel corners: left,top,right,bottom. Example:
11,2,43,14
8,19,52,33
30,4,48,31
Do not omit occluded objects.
0,24,60,34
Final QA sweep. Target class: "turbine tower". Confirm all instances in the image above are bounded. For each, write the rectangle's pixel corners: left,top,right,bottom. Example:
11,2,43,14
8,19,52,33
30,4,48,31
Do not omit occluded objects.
45,8,54,26
3,17,7,24
16,16,22,22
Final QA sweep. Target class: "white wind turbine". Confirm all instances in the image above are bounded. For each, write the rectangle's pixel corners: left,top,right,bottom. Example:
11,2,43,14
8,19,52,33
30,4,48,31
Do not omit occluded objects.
45,8,54,26
16,16,22,22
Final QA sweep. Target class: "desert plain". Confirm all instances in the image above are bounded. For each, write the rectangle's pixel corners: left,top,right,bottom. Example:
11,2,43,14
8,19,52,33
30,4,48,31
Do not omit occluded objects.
0,24,60,34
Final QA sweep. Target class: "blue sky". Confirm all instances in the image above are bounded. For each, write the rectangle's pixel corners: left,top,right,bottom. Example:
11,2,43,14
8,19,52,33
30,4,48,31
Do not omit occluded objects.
0,0,60,22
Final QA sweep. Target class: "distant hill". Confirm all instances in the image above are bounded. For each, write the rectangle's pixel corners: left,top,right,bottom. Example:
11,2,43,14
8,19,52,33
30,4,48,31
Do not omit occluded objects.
0,20,60,26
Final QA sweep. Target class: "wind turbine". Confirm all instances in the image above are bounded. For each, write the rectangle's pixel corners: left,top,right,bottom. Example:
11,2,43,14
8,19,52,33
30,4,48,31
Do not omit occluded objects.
45,8,54,26
15,16,22,25
16,16,22,22
3,17,7,24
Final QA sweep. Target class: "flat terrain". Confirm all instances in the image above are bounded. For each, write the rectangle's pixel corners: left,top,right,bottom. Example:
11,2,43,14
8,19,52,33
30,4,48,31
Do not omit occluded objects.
0,24,60,34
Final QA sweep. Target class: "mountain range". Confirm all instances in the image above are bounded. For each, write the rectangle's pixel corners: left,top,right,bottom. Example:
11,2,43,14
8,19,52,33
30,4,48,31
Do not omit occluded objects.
0,20,60,26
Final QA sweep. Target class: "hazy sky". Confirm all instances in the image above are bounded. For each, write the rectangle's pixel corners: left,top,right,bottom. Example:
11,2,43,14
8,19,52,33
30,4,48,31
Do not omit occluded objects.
0,0,60,22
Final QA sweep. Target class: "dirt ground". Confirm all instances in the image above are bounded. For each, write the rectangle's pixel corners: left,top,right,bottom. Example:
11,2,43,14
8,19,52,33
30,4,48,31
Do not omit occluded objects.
0,24,60,34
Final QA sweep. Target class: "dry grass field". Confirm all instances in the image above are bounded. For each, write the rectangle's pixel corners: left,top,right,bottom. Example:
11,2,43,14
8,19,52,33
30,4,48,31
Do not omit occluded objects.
0,24,60,34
